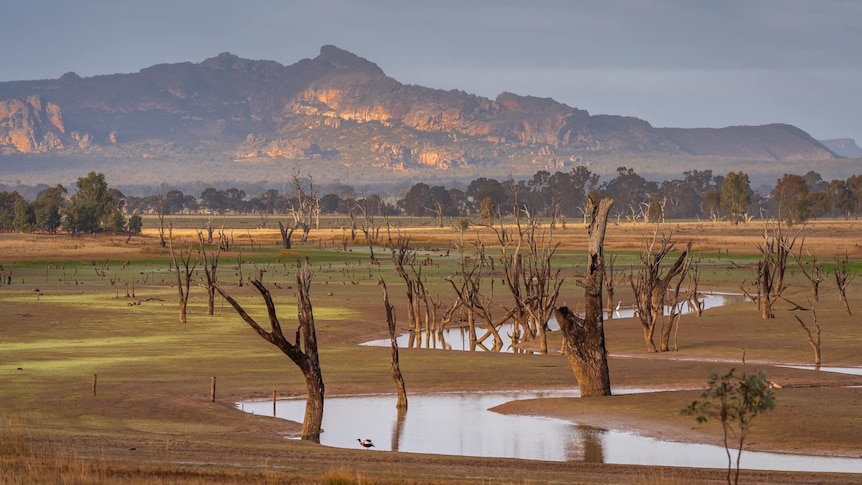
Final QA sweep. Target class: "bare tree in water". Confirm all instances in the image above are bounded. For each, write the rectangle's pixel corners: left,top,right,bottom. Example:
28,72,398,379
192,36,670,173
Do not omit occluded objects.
379,277,407,410
214,263,324,441
630,228,691,352
554,197,614,397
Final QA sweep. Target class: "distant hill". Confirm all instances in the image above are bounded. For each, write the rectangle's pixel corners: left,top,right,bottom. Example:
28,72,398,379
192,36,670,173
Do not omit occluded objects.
0,45,848,187
820,138,862,158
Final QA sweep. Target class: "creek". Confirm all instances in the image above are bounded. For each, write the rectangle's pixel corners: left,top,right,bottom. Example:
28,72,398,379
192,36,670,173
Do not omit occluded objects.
238,388,862,472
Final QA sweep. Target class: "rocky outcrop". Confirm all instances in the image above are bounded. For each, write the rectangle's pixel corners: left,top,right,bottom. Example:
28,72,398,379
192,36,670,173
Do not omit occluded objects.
0,95,67,154
0,45,841,176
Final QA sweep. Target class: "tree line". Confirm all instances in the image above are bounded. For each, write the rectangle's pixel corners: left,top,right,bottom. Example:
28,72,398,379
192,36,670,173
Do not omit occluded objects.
2,167,861,234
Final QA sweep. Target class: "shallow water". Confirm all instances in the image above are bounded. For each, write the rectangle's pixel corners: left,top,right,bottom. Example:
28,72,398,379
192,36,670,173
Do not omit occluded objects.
238,389,862,473
361,293,746,352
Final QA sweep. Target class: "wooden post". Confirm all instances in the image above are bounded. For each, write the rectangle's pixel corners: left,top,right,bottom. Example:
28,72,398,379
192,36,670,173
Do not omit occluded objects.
92,373,97,396
273,390,277,417
210,376,216,402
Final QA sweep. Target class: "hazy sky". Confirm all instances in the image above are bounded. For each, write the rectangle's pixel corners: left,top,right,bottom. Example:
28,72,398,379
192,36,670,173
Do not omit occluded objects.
2,0,859,141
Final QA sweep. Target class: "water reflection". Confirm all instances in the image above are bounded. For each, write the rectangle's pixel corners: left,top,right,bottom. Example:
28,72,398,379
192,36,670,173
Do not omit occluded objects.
239,390,862,473
361,293,745,352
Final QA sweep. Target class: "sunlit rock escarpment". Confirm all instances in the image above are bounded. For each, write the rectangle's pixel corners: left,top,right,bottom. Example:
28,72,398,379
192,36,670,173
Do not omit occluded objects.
0,45,843,185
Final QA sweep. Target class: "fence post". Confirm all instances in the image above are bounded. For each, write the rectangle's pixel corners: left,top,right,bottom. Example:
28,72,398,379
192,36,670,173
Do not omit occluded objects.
92,373,97,396
211,376,216,402
273,390,277,417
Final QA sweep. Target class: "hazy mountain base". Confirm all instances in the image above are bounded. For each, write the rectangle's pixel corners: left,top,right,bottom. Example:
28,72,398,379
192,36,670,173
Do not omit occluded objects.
2,148,860,197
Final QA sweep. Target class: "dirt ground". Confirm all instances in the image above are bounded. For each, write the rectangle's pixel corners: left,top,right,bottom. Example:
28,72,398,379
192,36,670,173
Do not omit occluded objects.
1,219,861,484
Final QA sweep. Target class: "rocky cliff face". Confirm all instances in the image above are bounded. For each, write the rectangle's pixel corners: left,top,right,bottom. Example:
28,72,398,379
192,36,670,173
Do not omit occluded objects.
0,45,840,181
0,95,65,154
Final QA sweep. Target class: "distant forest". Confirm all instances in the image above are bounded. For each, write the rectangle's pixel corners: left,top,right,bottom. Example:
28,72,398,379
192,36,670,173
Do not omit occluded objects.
2,166,861,235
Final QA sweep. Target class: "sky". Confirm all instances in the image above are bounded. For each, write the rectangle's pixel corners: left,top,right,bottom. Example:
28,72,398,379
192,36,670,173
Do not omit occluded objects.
1,0,860,142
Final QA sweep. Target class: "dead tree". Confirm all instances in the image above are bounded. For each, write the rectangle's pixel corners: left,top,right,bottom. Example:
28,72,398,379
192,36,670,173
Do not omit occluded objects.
790,238,824,302
277,221,295,250
156,189,167,248
288,169,320,243
554,197,614,397
747,220,800,319
214,266,324,441
387,231,421,338
379,277,408,410
518,207,564,354
447,245,506,351
357,190,382,263
197,230,221,315
834,252,855,315
168,225,199,324
686,258,705,317
603,253,620,318
630,229,692,352
789,300,821,366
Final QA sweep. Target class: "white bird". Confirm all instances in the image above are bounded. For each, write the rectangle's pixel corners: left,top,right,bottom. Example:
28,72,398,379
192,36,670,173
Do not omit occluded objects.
357,438,375,448
615,301,621,311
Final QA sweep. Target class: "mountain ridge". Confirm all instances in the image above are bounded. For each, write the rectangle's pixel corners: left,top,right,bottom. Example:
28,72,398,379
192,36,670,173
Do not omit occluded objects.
0,45,846,186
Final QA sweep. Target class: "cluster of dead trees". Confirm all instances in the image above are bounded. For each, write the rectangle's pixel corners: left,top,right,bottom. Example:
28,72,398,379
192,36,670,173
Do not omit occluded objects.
202,195,855,441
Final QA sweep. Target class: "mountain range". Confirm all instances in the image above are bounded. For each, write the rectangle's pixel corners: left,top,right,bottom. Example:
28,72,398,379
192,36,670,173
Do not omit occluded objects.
0,45,858,190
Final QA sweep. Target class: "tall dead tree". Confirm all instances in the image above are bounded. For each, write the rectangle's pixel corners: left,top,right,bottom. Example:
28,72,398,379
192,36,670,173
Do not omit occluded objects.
518,207,564,354
288,169,320,243
554,197,614,397
603,253,620,319
630,229,692,352
789,300,821,366
197,230,221,315
790,238,824,302
834,252,855,315
379,277,408,410
447,244,507,351
168,225,199,324
156,188,167,248
214,265,324,441
744,220,800,319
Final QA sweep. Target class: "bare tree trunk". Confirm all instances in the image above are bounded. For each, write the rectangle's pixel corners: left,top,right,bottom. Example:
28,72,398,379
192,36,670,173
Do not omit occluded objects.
380,278,408,410
168,226,199,324
793,306,821,366
555,197,614,397
834,253,855,315
214,266,324,441
278,221,295,249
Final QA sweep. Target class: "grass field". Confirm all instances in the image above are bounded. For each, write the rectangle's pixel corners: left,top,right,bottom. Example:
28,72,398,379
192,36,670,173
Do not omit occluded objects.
1,217,861,484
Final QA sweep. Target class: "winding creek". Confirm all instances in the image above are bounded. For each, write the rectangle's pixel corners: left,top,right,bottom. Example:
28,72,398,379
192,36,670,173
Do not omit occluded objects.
237,292,862,473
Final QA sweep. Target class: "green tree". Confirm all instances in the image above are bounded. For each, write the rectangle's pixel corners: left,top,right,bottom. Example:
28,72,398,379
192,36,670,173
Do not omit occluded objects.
772,173,809,224
684,369,776,485
65,172,113,234
12,197,34,233
0,192,21,231
33,185,66,234
127,212,143,234
720,171,751,224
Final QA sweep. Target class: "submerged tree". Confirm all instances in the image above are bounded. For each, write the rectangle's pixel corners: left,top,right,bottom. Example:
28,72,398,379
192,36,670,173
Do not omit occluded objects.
630,229,692,352
215,264,324,441
379,277,407,410
554,197,614,397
